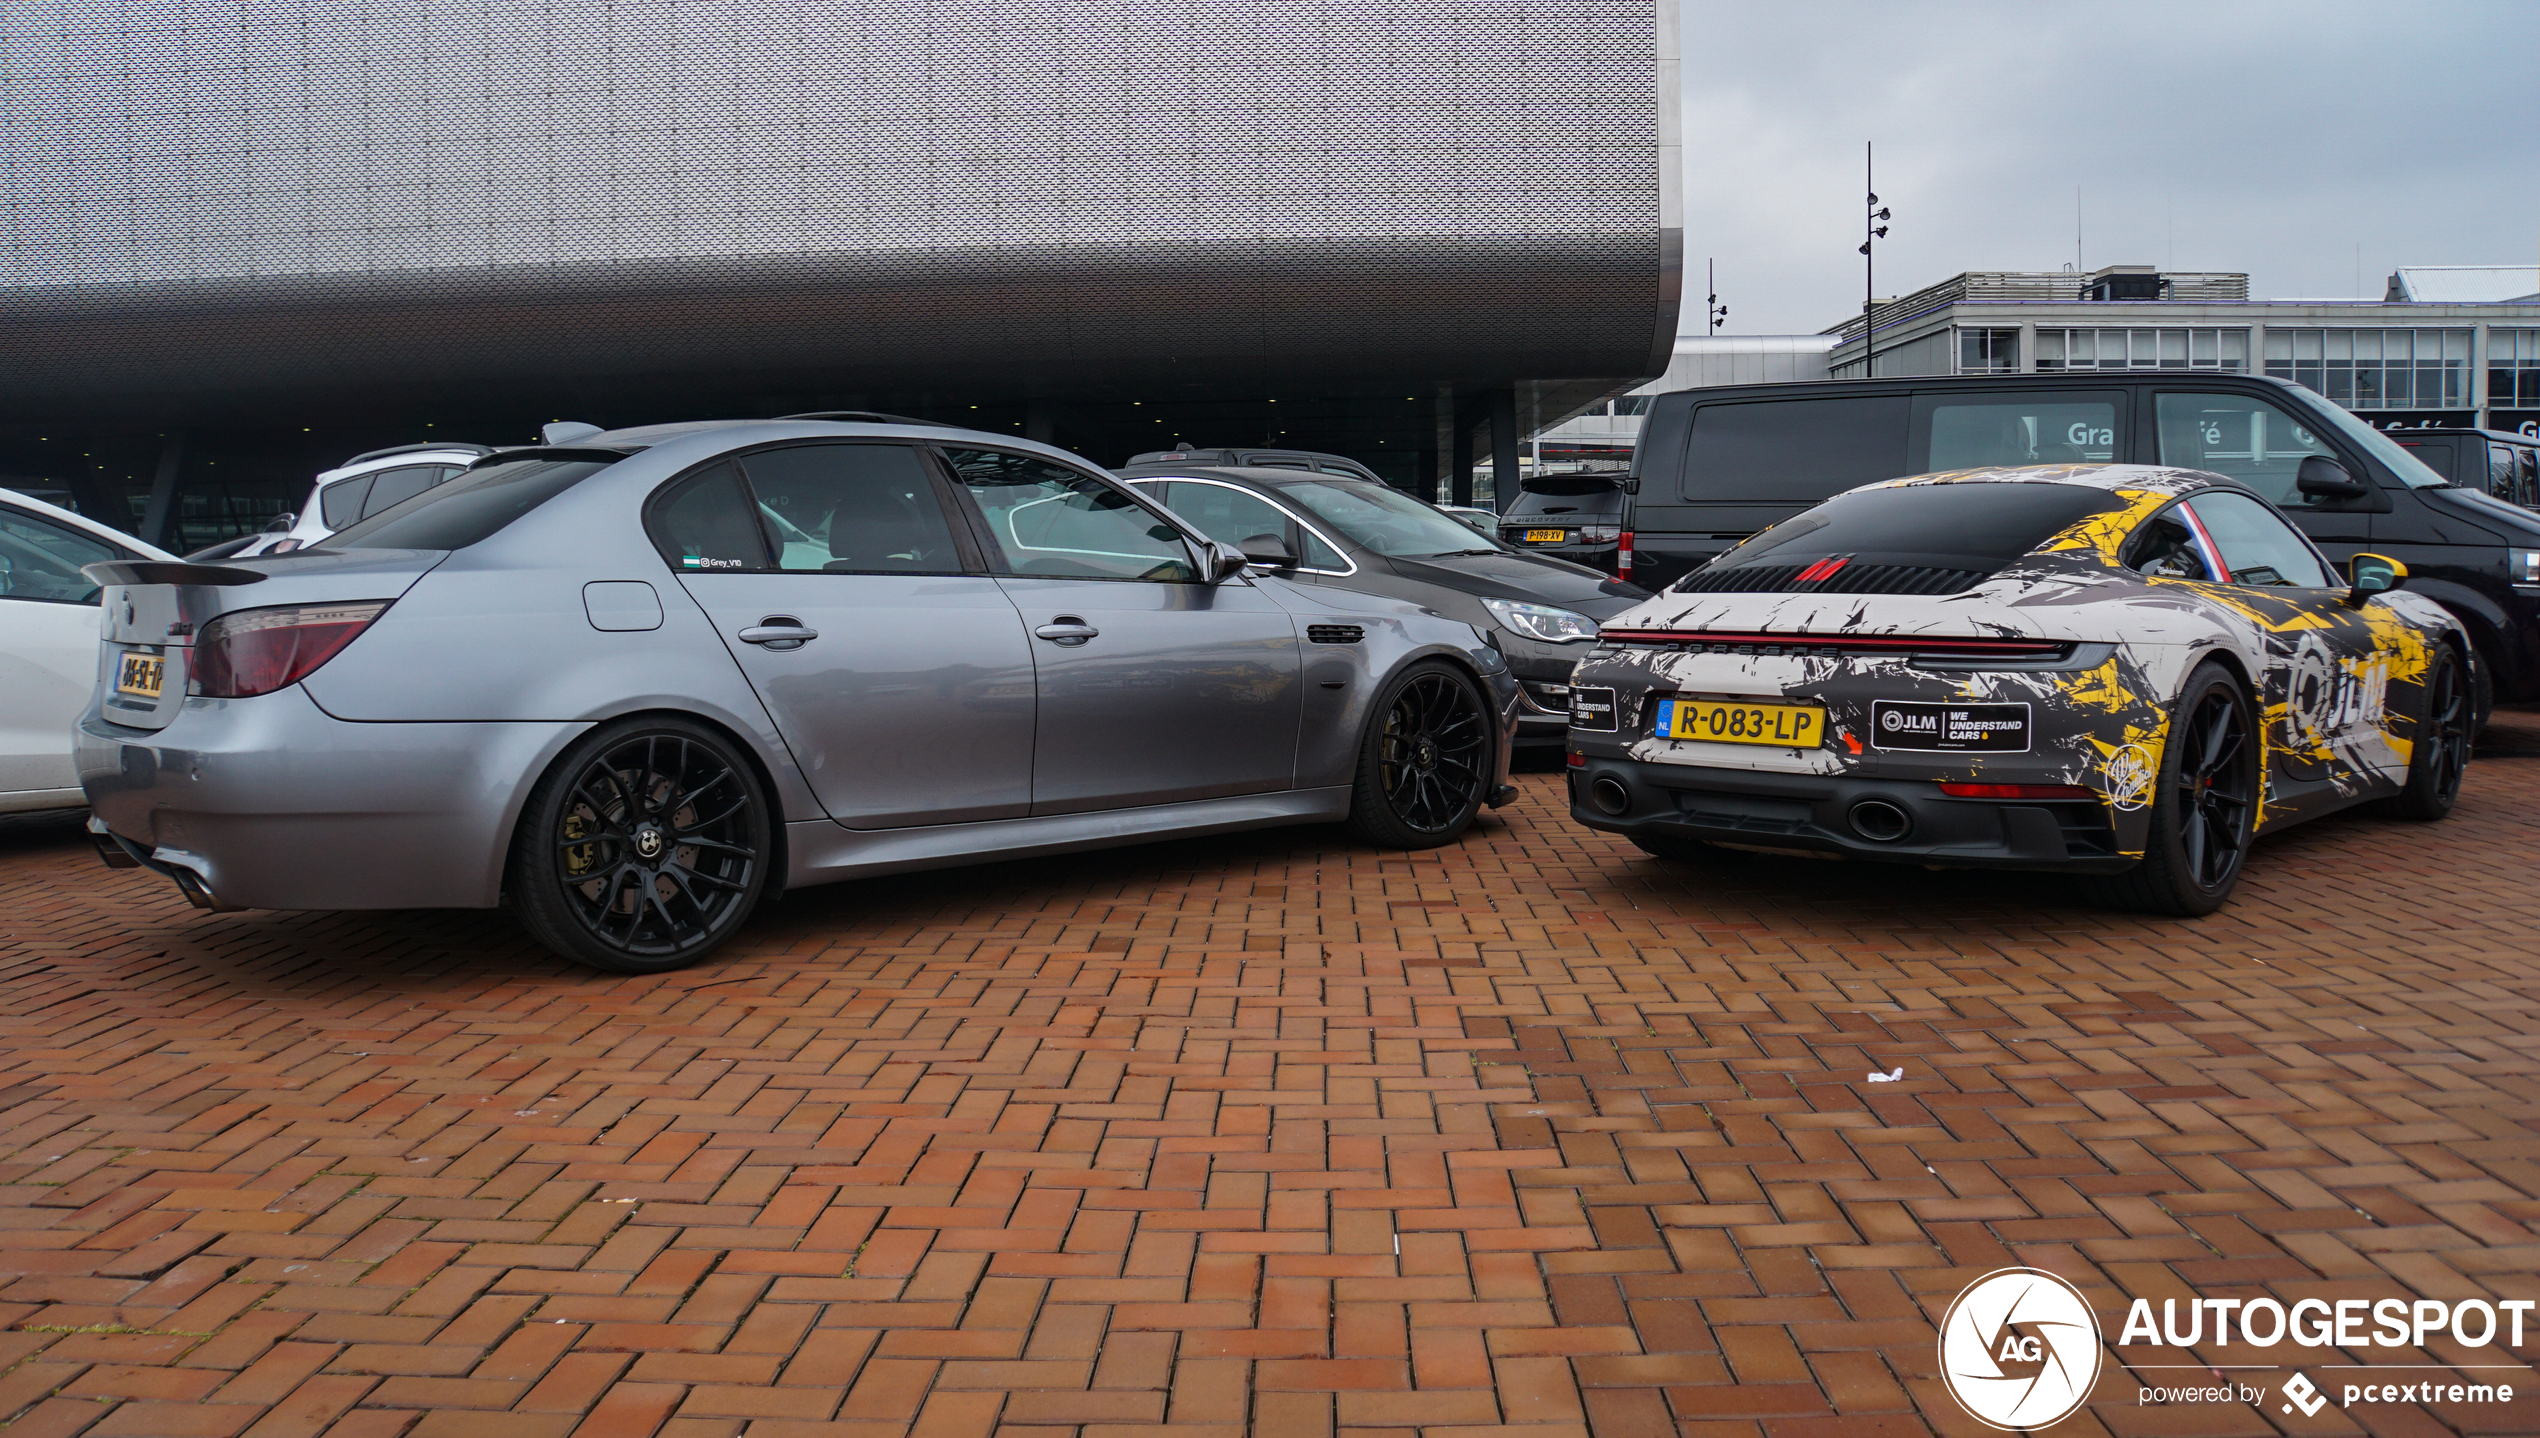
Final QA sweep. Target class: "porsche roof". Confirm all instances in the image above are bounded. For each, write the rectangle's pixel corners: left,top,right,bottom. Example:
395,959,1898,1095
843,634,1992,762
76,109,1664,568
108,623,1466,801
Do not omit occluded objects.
1859,463,2219,497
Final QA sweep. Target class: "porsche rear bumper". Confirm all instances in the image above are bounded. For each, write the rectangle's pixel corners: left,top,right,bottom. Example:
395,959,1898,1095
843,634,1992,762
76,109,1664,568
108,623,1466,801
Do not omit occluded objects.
1567,754,2138,873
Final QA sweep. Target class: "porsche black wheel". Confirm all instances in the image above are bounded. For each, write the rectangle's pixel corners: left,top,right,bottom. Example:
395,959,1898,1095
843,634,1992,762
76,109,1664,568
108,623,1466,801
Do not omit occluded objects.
2386,645,2471,821
510,718,771,973
1346,661,1490,848
2088,661,2258,918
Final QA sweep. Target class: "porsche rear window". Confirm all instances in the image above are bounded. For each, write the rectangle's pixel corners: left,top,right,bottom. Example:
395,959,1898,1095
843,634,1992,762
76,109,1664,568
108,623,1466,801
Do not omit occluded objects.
1716,483,2125,572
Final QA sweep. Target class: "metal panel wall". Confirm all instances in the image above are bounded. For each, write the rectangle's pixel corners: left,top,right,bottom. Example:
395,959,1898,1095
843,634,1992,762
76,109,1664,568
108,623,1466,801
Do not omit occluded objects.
2,0,1679,420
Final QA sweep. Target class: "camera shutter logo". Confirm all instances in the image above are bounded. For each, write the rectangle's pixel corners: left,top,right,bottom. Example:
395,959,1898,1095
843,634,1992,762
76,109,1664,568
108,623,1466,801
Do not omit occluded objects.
1938,1267,2102,1430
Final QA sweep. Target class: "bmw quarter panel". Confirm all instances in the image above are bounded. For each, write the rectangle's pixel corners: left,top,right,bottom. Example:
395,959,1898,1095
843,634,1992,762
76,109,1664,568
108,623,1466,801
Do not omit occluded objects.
76,684,579,910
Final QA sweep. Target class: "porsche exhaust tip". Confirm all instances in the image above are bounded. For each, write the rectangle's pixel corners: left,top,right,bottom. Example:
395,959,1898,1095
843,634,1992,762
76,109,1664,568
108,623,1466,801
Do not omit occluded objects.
1848,799,1911,843
1588,775,1632,816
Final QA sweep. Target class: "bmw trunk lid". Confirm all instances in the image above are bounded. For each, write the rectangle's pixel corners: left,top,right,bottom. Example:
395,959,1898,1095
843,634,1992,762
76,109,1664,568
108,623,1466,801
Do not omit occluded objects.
85,550,448,731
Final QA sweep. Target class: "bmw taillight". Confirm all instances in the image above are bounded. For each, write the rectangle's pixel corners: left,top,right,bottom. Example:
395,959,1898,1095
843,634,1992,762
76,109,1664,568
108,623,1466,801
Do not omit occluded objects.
192,602,390,698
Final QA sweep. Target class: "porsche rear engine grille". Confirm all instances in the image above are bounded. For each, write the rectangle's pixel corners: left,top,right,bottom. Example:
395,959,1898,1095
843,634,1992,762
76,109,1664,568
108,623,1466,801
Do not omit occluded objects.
1601,630,2072,661
1675,562,1986,596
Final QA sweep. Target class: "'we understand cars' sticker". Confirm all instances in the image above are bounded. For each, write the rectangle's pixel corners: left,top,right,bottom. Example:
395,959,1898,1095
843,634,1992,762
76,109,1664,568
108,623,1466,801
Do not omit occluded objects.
1870,701,2031,753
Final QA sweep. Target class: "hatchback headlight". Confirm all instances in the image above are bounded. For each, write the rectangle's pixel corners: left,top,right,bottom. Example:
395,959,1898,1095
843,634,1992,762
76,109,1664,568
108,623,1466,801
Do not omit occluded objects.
1482,598,1599,644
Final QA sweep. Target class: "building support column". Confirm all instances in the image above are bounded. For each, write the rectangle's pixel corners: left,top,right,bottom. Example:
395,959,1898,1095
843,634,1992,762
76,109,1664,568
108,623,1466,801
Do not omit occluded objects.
2017,321,2038,374
139,433,185,550
2471,323,2489,429
1489,388,1519,513
1450,402,1476,509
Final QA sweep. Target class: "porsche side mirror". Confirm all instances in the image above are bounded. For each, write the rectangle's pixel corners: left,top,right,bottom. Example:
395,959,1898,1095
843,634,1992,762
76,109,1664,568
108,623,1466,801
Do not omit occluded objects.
1205,540,1251,584
2345,552,2407,607
2297,455,2369,502
1238,532,1299,570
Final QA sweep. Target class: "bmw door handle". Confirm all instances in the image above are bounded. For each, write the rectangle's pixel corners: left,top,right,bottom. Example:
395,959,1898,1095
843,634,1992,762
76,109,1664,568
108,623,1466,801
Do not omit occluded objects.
739,617,818,650
1035,617,1098,646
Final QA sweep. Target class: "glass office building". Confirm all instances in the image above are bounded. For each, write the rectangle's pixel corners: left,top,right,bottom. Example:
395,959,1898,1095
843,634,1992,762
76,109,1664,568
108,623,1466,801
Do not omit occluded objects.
1827,267,2538,437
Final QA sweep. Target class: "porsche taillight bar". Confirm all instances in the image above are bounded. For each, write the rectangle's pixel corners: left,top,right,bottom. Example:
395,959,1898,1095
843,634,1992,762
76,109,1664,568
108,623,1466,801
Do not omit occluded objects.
1600,629,2070,658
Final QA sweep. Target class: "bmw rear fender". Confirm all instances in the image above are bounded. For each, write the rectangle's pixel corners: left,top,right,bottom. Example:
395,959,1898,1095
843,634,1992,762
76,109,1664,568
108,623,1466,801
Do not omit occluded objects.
85,548,451,734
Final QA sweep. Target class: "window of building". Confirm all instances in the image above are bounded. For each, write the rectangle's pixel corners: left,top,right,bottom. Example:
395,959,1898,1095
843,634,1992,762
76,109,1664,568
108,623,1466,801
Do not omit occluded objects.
1611,395,1653,416
2263,329,2470,409
1956,328,2018,374
2035,328,2247,372
2489,329,2540,409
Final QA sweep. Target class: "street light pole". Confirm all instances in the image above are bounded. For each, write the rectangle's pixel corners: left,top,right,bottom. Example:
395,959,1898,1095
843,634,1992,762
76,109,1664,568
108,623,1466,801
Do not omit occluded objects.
1707,258,1726,334
1858,141,1891,377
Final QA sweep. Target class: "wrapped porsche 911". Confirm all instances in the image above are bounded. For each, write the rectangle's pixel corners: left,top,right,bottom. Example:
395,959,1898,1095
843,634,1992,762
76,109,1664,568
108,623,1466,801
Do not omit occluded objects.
1564,464,2472,914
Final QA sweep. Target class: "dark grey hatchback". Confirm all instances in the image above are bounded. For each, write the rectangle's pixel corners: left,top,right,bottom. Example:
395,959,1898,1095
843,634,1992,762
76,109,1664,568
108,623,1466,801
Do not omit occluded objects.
1118,464,1648,752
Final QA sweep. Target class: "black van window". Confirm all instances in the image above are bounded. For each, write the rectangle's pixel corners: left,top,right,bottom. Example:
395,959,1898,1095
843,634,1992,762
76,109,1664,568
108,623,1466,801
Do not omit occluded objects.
2154,393,2342,508
1678,395,1908,503
2396,439,2457,483
1924,396,2120,470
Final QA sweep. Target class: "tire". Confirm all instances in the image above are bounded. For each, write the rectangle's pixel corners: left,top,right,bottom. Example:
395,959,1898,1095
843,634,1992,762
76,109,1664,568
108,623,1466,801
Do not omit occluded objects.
2467,637,2496,737
2085,661,2259,918
509,717,773,973
1345,660,1491,848
1630,832,1738,862
2385,644,2472,822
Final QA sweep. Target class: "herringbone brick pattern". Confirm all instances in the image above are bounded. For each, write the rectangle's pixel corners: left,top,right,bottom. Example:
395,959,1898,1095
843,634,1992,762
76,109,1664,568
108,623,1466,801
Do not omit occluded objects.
1,730,2536,1438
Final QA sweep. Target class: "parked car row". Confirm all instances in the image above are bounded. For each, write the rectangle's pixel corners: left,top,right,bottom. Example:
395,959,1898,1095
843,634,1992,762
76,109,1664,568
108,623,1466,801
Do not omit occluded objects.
31,382,2491,970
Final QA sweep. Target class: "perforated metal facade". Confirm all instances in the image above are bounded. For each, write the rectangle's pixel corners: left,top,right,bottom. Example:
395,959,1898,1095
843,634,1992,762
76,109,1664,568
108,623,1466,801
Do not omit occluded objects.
2,0,1680,440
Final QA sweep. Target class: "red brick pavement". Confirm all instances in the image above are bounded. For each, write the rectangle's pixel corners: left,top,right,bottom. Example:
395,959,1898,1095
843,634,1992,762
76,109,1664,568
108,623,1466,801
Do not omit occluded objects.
0,728,2536,1438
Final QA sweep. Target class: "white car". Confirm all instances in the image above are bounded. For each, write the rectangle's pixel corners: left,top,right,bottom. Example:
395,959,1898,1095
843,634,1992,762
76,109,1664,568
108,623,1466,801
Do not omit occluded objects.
0,489,173,813
224,443,493,557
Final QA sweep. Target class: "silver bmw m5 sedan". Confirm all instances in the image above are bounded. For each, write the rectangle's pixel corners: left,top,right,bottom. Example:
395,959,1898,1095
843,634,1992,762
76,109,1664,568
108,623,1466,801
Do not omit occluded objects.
76,419,1520,971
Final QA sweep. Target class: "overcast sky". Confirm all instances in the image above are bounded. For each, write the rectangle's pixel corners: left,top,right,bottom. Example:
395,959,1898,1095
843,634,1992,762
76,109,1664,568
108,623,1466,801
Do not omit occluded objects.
1683,0,2540,335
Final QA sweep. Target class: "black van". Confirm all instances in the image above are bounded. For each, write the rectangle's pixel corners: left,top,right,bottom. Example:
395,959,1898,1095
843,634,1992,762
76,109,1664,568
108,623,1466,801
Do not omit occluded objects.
1497,471,1630,575
1627,373,2540,719
2387,429,2538,509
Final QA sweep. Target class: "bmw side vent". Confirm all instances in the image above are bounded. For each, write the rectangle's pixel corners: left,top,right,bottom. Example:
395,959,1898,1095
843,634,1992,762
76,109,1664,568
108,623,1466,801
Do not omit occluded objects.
1677,562,1987,596
1308,624,1365,645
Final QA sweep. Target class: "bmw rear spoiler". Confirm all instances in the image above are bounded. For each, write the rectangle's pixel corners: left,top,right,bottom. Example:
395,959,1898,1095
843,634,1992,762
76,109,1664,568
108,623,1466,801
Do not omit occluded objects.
82,561,270,588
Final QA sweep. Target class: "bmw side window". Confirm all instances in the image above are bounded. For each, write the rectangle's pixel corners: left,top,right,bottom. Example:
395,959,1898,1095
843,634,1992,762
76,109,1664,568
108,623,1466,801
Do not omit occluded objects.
2123,505,2216,582
647,464,771,573
321,474,376,529
0,506,120,604
2182,492,2331,588
734,444,963,574
937,447,1198,582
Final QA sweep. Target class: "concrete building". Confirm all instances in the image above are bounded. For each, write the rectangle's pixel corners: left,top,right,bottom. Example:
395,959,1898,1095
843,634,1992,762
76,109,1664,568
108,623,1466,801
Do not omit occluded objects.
1824,265,2540,437
0,0,1681,548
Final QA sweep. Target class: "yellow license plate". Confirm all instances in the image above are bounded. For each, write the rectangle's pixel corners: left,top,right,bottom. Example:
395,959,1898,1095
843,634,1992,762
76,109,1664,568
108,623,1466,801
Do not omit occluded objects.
116,651,165,700
1656,698,1825,748
1523,528,1567,543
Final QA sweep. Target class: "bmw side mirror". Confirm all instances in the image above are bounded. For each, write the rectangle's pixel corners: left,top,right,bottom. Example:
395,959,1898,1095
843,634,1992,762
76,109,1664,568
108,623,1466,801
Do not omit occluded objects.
1238,532,1299,570
2345,552,2407,607
1205,541,1250,584
2297,455,2368,502
263,512,296,533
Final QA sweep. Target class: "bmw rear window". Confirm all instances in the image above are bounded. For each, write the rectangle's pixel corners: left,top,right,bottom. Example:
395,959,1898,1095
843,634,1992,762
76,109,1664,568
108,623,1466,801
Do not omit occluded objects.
329,456,616,551
1711,482,2124,573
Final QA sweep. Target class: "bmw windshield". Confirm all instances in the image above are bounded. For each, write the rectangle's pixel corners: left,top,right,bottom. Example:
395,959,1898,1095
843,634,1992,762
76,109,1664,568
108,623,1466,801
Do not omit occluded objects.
1280,480,1507,558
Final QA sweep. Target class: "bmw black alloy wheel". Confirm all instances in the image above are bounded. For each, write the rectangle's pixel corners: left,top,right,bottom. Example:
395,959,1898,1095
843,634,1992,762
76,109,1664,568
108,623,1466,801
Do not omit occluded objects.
553,733,762,958
2421,651,2472,803
1378,670,1489,833
2173,687,2255,890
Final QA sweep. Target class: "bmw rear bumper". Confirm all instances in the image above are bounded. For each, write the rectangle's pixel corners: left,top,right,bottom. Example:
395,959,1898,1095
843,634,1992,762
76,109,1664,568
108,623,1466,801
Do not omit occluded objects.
1567,754,2138,873
77,685,582,911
